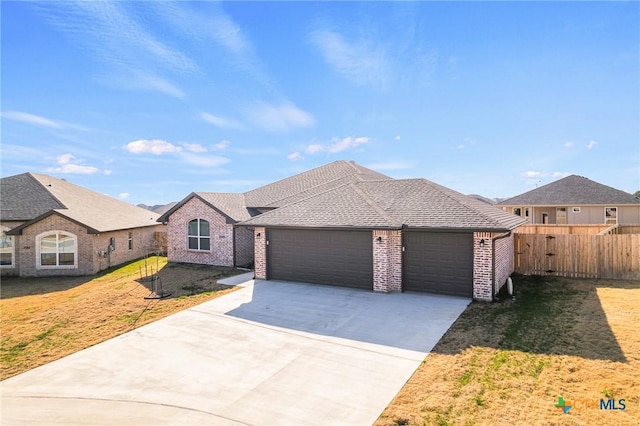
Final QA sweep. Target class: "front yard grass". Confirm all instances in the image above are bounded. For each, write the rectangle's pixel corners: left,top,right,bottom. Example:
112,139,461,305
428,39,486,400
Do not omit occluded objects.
1,257,242,380
376,276,640,426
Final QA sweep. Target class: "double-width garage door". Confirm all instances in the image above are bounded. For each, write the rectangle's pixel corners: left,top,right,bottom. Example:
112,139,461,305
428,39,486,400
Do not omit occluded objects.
404,231,473,297
268,229,373,289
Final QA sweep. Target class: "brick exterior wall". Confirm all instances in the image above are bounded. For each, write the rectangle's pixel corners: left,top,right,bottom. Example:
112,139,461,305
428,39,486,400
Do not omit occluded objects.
166,197,235,267
372,229,402,292
493,233,514,295
254,227,267,279
234,226,255,268
473,232,493,301
8,214,162,277
473,232,516,301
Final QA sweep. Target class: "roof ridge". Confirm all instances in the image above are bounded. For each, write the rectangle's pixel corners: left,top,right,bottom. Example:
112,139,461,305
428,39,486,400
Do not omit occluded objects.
350,182,400,226
28,172,68,210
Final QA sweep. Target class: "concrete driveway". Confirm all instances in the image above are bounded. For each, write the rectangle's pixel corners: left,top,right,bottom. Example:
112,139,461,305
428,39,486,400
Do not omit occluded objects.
1,274,469,425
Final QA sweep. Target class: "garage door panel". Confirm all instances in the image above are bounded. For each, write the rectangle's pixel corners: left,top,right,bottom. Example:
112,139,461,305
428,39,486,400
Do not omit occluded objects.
404,232,473,296
268,229,373,289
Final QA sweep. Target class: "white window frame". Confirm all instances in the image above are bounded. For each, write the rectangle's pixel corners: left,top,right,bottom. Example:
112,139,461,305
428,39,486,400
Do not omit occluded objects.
36,231,78,269
605,207,618,225
0,230,15,268
187,219,211,252
572,207,581,213
128,231,133,251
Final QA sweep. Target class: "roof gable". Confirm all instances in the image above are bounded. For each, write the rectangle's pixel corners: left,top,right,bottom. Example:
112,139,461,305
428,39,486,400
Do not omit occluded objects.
2,173,160,232
498,175,640,206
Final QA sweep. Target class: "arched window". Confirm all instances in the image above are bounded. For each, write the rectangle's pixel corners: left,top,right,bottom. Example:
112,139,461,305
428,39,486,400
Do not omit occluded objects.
188,219,210,251
36,231,77,269
0,230,14,268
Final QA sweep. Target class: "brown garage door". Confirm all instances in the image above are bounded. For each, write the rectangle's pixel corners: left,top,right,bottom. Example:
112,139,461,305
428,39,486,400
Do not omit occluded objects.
403,231,473,296
267,229,373,290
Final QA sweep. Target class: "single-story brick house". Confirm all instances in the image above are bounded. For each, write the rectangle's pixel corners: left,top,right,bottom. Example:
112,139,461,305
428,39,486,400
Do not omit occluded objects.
239,177,525,301
498,175,640,225
0,173,164,277
157,160,390,268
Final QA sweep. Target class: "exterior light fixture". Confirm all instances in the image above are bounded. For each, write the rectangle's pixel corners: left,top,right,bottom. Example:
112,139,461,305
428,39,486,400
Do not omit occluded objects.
376,236,382,243
480,239,486,247
256,232,261,238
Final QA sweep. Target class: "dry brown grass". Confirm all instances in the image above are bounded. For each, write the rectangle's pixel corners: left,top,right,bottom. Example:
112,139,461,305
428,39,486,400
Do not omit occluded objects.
376,276,640,426
1,257,243,380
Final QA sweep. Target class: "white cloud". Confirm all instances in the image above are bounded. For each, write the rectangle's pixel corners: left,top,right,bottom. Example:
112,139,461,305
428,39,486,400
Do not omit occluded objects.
184,143,207,153
310,29,390,89
456,144,465,150
522,171,542,178
213,140,230,150
552,172,571,179
565,141,574,148
395,135,401,141
287,152,302,161
47,153,99,174
2,111,63,128
119,192,131,199
104,169,112,175
200,112,243,129
587,140,597,150
125,139,182,155
305,144,325,154
2,110,87,130
247,102,315,133
304,136,370,155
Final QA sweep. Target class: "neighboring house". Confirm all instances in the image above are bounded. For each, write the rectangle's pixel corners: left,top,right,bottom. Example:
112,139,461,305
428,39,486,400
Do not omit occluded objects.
0,173,164,277
158,160,389,269
497,175,640,225
239,177,525,302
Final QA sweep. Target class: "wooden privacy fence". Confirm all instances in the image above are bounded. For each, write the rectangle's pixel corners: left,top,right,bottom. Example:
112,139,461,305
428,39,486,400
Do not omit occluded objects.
514,233,640,280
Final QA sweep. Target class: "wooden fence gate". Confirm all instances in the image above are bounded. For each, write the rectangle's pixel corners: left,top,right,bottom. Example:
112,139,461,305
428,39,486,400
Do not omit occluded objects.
514,233,640,280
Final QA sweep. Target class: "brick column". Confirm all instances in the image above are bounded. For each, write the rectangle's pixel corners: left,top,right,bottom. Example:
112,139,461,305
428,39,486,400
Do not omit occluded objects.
473,232,493,301
372,230,402,292
254,227,267,279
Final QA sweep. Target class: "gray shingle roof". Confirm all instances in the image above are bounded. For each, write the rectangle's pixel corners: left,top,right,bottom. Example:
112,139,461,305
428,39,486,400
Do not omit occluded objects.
1,173,65,220
240,179,525,231
497,175,640,206
2,173,160,233
195,192,252,221
244,160,390,208
158,160,390,223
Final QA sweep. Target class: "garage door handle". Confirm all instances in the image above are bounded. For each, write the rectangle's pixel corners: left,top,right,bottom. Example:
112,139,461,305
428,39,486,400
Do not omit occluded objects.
402,246,405,252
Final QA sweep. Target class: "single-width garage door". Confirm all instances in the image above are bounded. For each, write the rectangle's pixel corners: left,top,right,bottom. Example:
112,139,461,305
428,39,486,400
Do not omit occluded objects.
404,231,473,296
268,229,373,289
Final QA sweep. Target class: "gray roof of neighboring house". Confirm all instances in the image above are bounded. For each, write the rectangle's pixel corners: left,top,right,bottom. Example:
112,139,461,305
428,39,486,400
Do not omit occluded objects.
158,161,391,223
2,173,160,234
1,173,66,220
240,179,526,231
497,175,640,206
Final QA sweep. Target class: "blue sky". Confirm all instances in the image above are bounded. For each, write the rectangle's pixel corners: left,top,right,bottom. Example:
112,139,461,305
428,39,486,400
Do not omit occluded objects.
2,1,638,205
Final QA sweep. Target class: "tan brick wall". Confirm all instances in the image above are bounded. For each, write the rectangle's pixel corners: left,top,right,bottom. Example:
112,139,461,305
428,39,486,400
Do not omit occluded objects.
372,229,402,292
473,232,493,301
92,225,165,273
10,214,164,277
166,197,235,267
254,227,267,279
